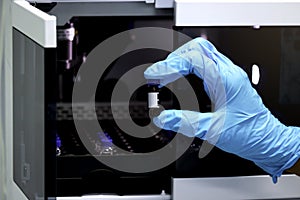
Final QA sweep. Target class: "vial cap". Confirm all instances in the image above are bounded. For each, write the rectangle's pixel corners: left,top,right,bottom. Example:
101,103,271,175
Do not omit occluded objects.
147,79,161,85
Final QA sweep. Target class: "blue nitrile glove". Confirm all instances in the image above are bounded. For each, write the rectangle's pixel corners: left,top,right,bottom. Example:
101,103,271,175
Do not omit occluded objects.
144,37,300,183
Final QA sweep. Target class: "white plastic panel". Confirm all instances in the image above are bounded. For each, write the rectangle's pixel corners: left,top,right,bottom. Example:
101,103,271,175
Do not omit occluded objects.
155,0,173,8
173,175,300,200
175,0,300,26
12,1,56,47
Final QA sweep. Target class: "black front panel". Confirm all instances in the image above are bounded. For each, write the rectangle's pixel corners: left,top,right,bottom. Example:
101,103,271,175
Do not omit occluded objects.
173,26,300,178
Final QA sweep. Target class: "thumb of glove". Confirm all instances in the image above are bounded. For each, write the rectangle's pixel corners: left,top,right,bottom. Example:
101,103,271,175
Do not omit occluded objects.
153,110,212,139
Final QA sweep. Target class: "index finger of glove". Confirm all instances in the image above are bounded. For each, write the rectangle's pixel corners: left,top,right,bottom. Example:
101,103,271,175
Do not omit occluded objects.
144,55,191,87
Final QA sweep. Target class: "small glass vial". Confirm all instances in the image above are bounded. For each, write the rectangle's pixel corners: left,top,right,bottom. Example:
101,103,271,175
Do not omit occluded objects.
147,79,160,109
147,79,164,118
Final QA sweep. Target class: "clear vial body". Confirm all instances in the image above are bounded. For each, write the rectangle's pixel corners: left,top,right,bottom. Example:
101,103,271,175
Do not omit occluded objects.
147,80,160,109
147,79,165,118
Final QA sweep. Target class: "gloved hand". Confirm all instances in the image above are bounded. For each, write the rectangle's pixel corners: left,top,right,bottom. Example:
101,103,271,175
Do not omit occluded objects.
144,37,300,183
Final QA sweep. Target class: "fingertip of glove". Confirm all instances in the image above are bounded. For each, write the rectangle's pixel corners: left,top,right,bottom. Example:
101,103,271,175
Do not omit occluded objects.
153,110,170,128
153,116,163,129
143,68,152,79
272,175,278,184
